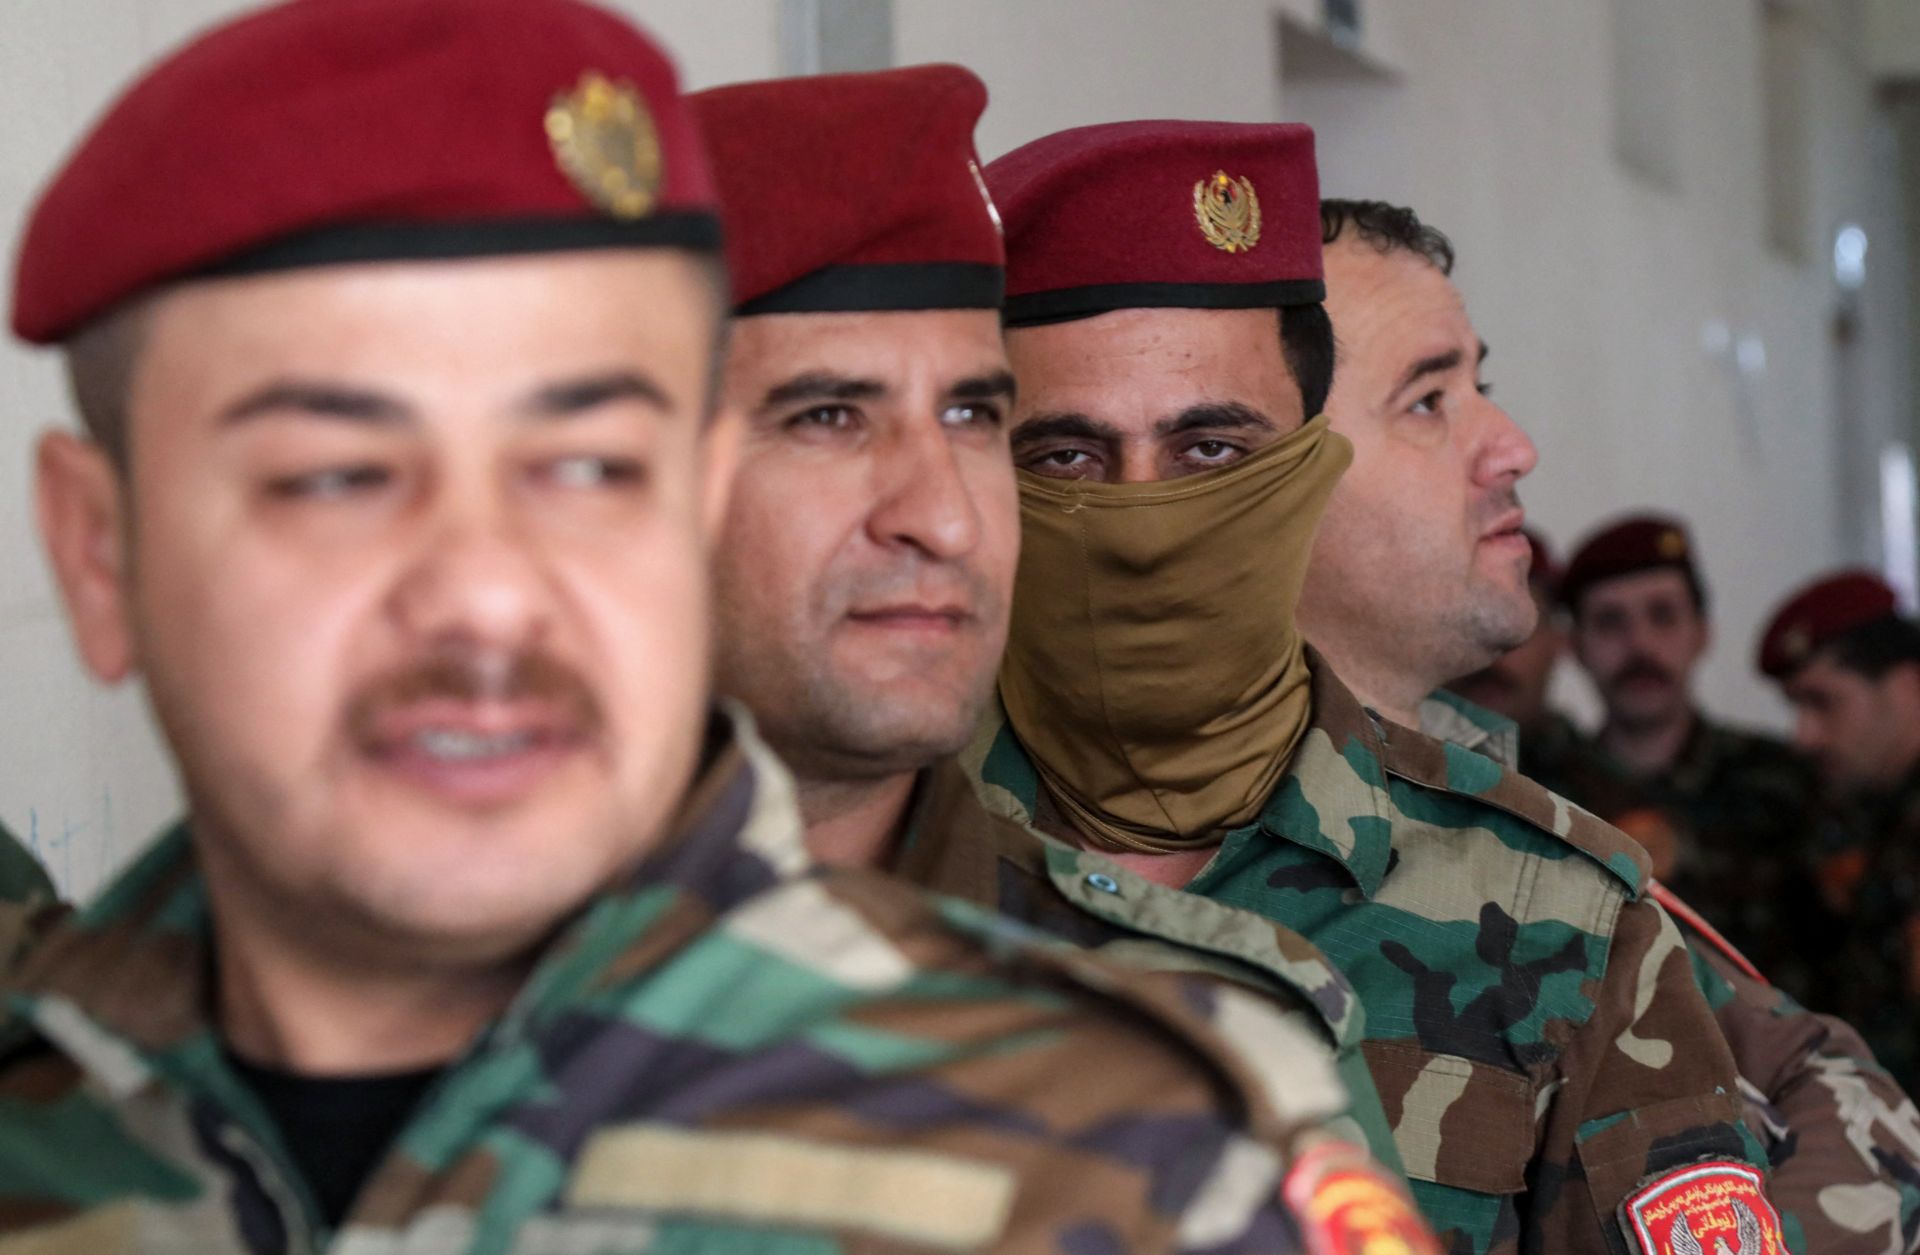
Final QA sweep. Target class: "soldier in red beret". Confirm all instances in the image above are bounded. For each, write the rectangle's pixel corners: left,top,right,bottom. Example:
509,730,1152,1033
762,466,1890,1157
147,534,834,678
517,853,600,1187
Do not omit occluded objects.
695,64,1016,869
0,4,1422,1249
1759,569,1919,796
1760,570,1920,1089
1555,515,1828,1001
900,119,1778,1255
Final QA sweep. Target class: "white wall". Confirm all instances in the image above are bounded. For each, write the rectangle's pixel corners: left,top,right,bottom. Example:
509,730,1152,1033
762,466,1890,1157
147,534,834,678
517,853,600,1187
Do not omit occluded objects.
3,1,1902,896
1868,0,1920,79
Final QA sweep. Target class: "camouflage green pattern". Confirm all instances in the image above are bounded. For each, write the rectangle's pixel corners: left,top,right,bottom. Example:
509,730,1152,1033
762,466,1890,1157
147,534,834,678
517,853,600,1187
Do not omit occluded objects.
0,719,1411,1253
1526,714,1831,1005
941,656,1767,1255
1429,691,1920,1255
895,757,1403,1176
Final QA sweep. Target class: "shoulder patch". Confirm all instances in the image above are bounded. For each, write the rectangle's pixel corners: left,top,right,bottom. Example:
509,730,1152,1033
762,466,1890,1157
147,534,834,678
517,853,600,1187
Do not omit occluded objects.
1619,1160,1785,1255
1378,718,1648,899
1282,1140,1440,1255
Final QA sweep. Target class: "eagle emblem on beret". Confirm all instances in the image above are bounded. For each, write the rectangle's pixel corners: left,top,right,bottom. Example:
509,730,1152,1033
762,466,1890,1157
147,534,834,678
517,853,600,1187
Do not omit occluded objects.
1657,529,1688,559
546,71,662,220
1193,171,1261,253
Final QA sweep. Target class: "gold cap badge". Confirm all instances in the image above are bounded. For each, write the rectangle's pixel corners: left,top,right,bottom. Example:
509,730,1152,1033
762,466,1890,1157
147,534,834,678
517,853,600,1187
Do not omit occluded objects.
1193,171,1261,253
1781,624,1812,662
1656,530,1687,559
546,72,662,220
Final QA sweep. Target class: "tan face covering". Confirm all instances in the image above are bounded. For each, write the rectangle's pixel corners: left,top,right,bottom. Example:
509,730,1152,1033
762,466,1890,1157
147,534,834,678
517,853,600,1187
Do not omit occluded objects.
999,415,1352,853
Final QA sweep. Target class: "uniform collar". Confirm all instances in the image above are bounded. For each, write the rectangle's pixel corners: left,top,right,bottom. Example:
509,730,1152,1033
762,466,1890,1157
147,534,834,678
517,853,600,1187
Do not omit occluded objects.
1418,691,1521,770
7,706,808,1105
1242,655,1400,898
971,650,1400,903
917,745,1366,1049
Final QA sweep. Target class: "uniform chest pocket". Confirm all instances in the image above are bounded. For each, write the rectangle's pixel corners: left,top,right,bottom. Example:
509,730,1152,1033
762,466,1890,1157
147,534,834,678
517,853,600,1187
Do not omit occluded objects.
557,1123,1018,1251
1362,1040,1539,1195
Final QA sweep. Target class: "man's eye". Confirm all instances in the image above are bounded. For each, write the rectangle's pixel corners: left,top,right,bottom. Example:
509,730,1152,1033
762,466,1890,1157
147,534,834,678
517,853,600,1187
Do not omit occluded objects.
787,405,858,431
1021,448,1096,477
1186,439,1240,463
1409,390,1447,416
942,403,1003,428
265,465,391,500
538,455,645,489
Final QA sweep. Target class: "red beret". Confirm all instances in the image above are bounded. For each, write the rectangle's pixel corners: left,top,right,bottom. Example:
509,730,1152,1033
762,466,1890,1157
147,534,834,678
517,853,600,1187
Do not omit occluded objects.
692,65,1002,315
1757,570,1901,679
12,0,718,345
1560,514,1702,611
986,120,1323,327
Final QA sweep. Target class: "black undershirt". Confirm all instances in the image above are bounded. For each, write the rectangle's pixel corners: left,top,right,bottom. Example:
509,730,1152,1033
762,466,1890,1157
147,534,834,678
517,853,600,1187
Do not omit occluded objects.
225,1050,442,1230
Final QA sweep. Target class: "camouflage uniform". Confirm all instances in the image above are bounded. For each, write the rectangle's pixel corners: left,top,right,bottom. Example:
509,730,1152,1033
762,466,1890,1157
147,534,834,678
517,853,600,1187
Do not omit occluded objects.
1428,690,1920,1255
920,656,1770,1255
895,757,1403,1176
0,718,1423,1253
1525,715,1832,1005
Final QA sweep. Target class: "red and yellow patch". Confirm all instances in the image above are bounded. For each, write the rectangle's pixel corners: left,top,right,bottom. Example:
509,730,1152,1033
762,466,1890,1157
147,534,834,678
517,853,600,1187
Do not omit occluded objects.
1281,1141,1440,1255
1621,1161,1786,1255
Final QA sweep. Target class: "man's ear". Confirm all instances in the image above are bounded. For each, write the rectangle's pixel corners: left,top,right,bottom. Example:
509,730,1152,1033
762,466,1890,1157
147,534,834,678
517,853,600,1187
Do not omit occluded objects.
1886,661,1920,718
699,403,745,544
36,431,134,682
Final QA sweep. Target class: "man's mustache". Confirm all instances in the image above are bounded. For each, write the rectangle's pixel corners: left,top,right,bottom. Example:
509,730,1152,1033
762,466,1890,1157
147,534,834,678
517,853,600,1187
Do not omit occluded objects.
1607,656,1675,690
345,648,604,745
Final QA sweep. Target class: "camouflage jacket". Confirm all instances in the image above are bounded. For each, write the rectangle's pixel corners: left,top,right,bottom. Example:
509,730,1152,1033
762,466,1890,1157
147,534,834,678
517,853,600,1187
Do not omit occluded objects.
0,718,1431,1254
894,756,1403,1175
929,657,1772,1255
1429,692,1920,1255
1524,713,1832,1005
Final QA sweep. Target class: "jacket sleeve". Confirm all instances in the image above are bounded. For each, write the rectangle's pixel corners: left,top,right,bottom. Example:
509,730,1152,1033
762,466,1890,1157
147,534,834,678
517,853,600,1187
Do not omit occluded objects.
1534,895,1782,1255
1685,929,1920,1255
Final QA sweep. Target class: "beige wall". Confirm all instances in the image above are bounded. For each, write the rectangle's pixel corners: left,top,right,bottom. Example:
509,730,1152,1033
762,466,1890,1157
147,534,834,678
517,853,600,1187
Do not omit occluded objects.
3,1,1902,894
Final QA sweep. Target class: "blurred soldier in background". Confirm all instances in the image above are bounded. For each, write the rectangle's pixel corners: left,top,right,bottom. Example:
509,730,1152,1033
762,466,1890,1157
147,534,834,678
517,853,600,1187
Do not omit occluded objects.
1307,198,1920,1254
1762,569,1920,1095
1556,515,1828,998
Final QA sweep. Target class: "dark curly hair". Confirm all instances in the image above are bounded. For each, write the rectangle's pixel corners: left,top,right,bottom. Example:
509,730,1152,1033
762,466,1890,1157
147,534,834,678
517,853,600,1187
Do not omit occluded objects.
1320,199,1455,275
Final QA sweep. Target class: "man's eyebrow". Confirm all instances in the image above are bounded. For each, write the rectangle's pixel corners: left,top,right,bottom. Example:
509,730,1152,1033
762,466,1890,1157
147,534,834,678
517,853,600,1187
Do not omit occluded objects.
946,370,1018,404
522,371,674,419
1154,401,1275,438
762,372,888,409
1390,347,1468,399
219,380,413,426
1010,411,1124,450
